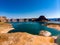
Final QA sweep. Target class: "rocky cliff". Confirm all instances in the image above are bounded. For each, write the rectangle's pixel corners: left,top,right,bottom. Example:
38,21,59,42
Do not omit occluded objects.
0,32,57,45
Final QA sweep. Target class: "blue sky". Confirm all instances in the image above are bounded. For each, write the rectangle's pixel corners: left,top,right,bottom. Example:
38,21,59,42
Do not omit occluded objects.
0,0,60,18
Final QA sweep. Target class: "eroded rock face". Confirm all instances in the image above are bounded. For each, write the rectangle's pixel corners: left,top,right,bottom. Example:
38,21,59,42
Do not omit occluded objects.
0,23,14,33
0,32,57,45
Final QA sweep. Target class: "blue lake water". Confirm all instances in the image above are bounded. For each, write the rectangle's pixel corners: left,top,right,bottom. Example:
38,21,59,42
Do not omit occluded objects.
9,22,60,36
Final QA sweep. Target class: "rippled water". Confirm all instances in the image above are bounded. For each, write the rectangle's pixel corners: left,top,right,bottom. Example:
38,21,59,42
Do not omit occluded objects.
9,22,60,36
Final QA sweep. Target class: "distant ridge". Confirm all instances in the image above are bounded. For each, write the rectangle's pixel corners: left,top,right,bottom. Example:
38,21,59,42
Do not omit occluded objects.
0,16,60,22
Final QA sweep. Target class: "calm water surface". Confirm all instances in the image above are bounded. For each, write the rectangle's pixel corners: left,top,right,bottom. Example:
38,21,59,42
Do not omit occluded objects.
9,22,60,36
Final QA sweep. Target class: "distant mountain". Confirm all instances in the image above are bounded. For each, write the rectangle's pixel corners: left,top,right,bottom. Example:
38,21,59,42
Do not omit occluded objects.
34,15,48,22
48,18,60,21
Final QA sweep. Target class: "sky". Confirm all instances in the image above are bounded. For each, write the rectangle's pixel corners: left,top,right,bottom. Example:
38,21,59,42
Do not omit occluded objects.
0,0,60,18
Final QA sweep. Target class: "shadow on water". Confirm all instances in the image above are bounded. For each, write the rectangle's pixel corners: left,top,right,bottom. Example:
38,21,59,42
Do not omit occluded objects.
8,22,60,35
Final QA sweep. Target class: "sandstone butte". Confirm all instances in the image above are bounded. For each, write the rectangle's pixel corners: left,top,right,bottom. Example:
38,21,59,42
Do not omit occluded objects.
0,22,14,33
0,32,57,45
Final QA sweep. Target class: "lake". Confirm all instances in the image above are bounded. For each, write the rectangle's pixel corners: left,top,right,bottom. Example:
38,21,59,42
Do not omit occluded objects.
9,22,60,36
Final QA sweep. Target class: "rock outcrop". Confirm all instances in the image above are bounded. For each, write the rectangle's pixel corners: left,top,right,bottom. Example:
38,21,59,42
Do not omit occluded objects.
46,23,60,31
35,15,48,22
39,30,51,36
0,22,14,33
0,16,8,22
0,32,57,45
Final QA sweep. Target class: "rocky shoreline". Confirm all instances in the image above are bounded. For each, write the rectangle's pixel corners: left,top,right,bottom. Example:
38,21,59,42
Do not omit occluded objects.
0,32,57,45
45,23,60,31
0,22,14,33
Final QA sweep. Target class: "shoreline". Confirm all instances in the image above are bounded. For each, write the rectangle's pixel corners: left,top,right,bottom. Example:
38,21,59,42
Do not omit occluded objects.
0,32,58,45
45,23,60,31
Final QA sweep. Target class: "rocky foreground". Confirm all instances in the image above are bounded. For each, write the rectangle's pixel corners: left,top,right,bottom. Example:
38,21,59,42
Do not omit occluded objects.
0,32,57,45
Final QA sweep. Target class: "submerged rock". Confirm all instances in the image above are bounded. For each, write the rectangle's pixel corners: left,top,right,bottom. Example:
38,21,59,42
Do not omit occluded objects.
39,30,51,37
0,22,14,33
0,32,57,45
